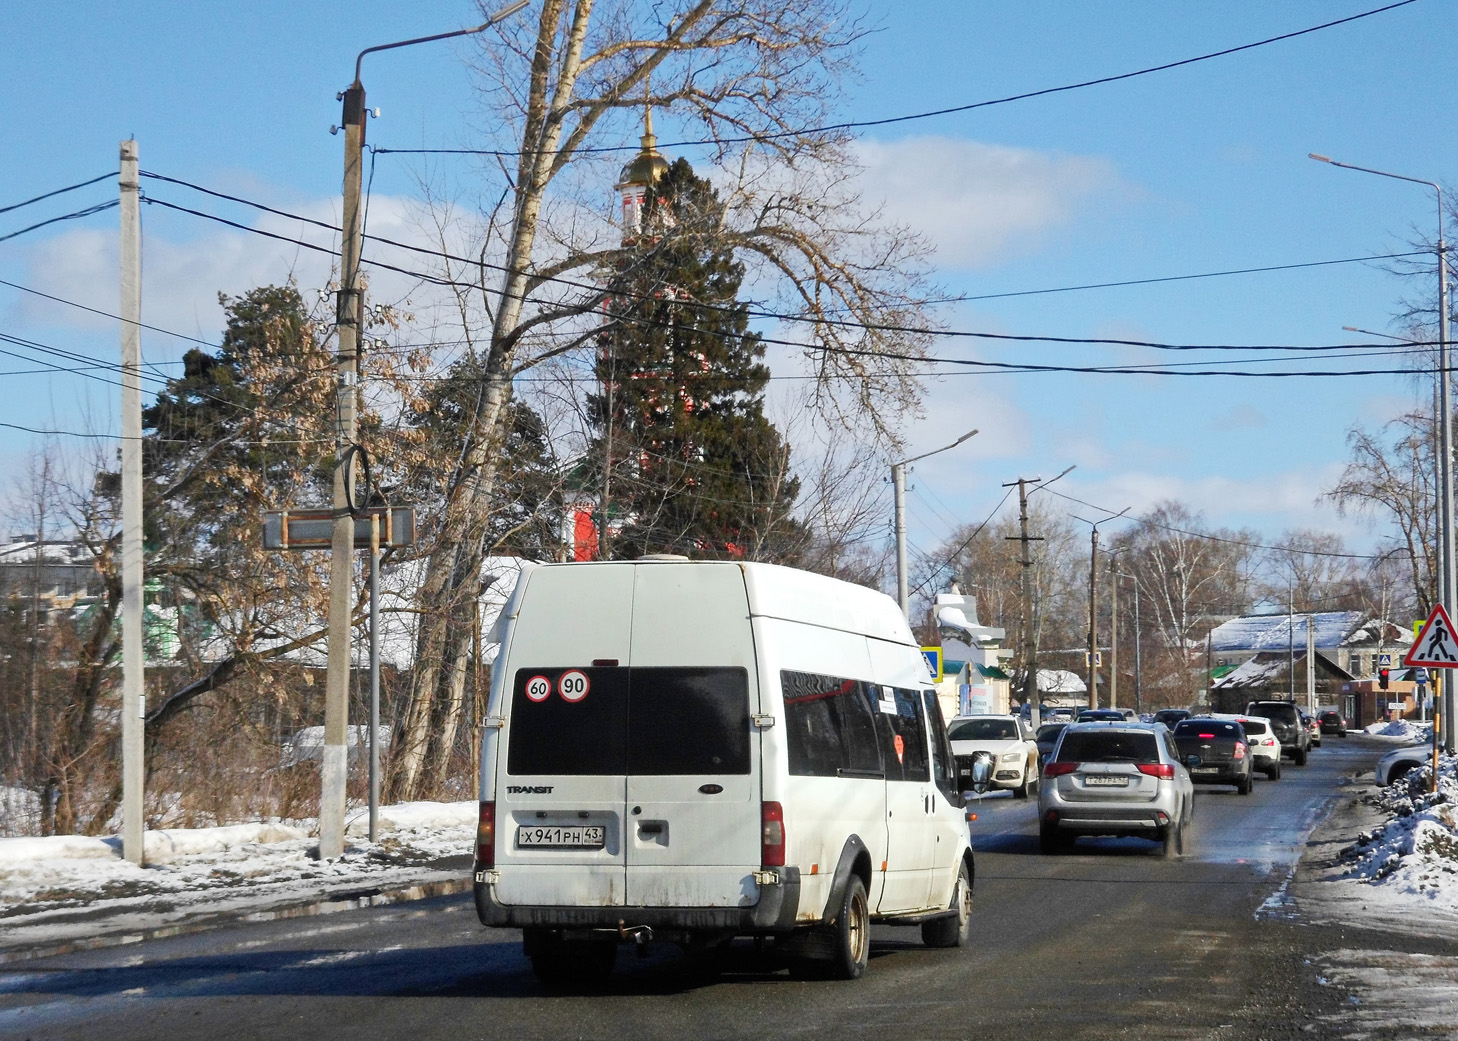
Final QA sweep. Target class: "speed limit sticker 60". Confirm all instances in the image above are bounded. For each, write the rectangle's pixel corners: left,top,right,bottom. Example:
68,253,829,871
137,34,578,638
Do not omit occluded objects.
525,675,552,702
558,670,590,702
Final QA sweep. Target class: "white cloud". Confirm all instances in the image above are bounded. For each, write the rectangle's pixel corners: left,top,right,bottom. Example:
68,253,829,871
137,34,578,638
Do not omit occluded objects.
853,136,1126,270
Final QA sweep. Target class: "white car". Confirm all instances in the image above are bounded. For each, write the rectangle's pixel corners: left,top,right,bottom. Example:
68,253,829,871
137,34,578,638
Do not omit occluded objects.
1376,744,1431,786
948,714,1040,797
1212,713,1282,780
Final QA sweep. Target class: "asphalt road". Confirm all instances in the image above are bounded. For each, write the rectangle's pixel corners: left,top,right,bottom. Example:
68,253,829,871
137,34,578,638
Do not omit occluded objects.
0,738,1389,1041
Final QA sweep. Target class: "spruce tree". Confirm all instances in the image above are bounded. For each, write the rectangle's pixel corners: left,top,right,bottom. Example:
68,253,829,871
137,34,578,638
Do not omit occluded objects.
587,158,801,560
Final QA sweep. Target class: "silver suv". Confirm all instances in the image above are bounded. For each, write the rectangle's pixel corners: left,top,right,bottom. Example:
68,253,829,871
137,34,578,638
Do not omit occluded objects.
1037,722,1195,858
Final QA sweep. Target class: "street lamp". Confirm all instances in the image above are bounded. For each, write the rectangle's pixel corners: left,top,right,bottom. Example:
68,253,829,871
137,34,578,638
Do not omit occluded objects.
1310,152,1454,754
1073,509,1130,709
319,0,530,860
892,428,979,619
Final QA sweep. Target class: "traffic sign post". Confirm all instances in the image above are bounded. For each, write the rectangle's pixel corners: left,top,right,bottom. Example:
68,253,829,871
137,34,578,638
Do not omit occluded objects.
262,505,416,842
1405,604,1458,667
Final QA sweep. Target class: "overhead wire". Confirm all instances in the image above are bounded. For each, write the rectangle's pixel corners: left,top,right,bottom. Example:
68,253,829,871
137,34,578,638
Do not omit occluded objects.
0,173,114,216
0,200,119,244
137,173,1429,355
370,0,1418,158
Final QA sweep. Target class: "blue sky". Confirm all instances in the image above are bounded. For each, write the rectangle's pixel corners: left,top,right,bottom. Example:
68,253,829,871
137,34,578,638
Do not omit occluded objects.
1,1,1453,580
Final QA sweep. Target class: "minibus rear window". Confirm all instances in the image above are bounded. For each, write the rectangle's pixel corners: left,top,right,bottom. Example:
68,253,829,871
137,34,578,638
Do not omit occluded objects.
781,671,883,778
507,667,628,776
506,666,750,776
628,668,750,775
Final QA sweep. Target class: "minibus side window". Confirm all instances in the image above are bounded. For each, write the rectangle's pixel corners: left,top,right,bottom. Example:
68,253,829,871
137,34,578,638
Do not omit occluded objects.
628,667,750,775
877,687,930,782
922,690,958,800
781,671,883,778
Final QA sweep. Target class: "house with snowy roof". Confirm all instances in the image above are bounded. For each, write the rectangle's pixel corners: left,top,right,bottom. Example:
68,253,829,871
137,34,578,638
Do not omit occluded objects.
1205,610,1411,712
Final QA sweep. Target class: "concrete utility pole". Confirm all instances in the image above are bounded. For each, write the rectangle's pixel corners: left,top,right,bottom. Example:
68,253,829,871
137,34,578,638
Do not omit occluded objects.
1120,570,1142,712
1306,614,1317,716
1087,527,1099,709
1003,477,1044,727
320,1,529,860
1310,153,1455,752
1076,509,1129,710
119,140,145,866
1109,558,1119,709
892,428,977,619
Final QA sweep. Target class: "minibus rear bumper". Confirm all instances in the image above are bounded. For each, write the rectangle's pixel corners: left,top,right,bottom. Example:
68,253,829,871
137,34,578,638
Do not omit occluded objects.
473,866,801,934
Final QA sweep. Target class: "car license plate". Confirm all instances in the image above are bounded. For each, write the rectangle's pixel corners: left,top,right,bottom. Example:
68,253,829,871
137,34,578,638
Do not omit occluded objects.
516,824,606,849
1084,775,1129,787
1192,767,1218,775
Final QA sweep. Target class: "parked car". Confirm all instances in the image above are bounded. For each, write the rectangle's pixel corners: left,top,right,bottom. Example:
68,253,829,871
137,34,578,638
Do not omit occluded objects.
1153,708,1192,729
1172,718,1254,795
474,559,975,984
1038,722,1195,858
1376,744,1431,787
1076,708,1128,723
1035,723,1068,766
1213,713,1281,780
1245,700,1311,765
1318,709,1348,737
948,714,1040,798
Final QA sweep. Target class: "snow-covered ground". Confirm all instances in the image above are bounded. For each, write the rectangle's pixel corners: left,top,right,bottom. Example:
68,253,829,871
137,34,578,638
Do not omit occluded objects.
0,801,476,958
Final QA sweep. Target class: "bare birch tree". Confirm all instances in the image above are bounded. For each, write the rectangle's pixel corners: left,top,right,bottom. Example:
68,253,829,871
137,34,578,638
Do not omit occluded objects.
389,0,938,798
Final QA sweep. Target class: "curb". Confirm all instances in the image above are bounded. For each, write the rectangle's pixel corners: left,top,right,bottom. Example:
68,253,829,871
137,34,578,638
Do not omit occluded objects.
0,871,474,965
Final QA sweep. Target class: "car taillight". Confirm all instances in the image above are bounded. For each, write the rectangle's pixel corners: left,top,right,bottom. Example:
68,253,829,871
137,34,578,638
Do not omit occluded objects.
1233,741,1246,760
475,801,496,869
1044,761,1079,777
1137,763,1174,779
762,801,786,867
1262,737,1275,746
1198,733,1216,739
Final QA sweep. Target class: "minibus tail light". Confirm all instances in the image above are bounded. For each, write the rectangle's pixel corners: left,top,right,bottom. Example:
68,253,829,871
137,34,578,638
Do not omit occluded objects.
476,801,496,869
762,801,786,867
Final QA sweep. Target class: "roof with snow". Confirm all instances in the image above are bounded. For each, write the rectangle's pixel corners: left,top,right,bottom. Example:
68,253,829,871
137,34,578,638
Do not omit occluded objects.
1210,650,1355,690
1209,611,1409,652
1037,668,1086,694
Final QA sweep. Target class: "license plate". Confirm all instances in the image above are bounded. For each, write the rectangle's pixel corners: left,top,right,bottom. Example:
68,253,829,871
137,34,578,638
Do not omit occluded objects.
516,824,606,849
1084,775,1129,787
1192,767,1219,775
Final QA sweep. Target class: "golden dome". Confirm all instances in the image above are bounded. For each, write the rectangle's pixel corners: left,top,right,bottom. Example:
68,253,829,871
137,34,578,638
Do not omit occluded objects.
616,108,669,188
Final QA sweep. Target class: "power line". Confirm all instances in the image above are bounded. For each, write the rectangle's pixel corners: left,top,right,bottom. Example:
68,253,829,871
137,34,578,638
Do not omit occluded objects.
1035,485,1395,561
910,485,1018,600
0,173,113,216
139,174,1427,354
0,278,223,351
372,0,1418,158
0,200,119,244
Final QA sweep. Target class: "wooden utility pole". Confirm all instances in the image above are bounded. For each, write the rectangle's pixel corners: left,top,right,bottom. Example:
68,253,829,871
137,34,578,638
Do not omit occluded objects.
1003,477,1043,727
119,139,145,866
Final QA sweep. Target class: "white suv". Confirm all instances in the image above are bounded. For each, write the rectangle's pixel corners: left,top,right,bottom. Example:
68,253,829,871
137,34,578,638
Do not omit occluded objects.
948,714,1040,798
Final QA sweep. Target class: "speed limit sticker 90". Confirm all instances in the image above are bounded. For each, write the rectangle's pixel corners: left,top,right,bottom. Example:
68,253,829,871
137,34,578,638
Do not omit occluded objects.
524,675,552,702
558,670,590,702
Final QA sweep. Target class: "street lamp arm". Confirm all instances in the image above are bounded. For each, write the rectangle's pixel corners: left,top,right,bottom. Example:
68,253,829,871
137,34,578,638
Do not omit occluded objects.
896,428,979,468
355,0,530,81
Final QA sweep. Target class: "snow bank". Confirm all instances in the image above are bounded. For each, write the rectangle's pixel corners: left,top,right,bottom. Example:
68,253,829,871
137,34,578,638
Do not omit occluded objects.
0,800,475,924
1365,719,1433,742
1339,754,1458,915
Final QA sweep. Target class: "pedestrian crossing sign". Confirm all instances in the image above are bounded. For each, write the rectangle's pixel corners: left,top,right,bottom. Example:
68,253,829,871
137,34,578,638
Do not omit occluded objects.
1405,604,1458,667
